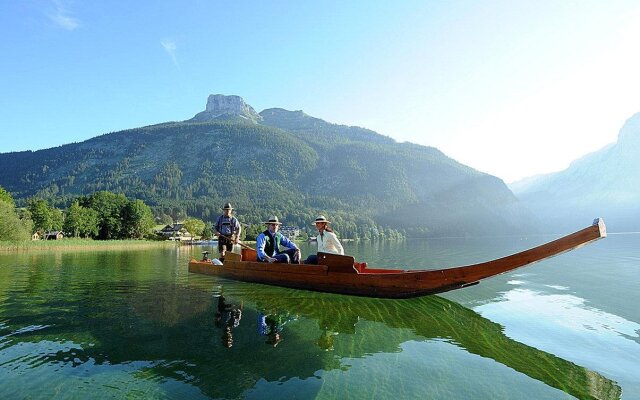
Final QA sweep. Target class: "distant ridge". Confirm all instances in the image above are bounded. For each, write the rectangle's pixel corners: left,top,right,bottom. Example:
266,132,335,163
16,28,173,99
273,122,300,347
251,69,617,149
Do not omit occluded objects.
512,112,640,231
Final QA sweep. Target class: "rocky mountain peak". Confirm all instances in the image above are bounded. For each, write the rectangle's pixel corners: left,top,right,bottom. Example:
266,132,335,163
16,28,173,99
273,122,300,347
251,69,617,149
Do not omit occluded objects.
189,94,262,123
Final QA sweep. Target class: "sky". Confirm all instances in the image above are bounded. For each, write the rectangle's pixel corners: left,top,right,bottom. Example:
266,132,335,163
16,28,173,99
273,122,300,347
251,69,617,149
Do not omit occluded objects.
2,1,640,183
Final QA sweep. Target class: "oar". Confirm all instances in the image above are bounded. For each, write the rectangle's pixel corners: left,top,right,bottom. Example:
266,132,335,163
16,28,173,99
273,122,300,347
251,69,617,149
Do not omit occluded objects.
217,233,255,251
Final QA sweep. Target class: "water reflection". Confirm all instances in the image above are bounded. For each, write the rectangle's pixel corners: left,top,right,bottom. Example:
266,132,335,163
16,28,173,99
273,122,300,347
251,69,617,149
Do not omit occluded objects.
0,247,628,399
215,296,243,348
477,287,640,381
225,287,621,400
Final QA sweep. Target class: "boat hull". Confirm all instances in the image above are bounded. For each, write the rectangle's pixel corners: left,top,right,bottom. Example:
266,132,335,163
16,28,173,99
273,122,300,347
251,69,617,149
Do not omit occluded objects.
189,218,606,298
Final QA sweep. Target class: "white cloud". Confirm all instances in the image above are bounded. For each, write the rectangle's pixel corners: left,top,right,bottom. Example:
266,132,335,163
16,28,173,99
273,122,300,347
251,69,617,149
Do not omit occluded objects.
48,0,79,31
161,39,179,68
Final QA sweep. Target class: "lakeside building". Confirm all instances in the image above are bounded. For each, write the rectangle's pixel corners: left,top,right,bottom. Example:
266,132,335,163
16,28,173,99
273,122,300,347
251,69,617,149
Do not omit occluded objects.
157,223,193,241
280,226,301,240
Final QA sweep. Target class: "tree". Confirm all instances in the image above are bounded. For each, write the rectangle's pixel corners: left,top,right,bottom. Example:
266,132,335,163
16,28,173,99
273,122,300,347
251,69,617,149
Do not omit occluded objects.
183,217,205,238
202,222,214,240
79,208,100,238
122,199,154,239
243,224,264,242
50,208,64,231
64,201,83,238
64,201,99,238
81,191,128,240
0,201,32,241
27,198,52,233
0,186,15,207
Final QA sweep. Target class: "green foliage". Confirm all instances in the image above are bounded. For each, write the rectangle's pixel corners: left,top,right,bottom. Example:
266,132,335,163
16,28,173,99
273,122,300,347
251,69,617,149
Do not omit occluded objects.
122,199,155,239
26,198,62,233
0,185,15,207
79,192,128,239
64,201,99,238
201,222,214,240
183,217,205,237
243,224,264,242
0,201,32,241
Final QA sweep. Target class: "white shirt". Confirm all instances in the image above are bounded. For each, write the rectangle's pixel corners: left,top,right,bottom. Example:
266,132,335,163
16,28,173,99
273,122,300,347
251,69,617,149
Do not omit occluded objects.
317,231,344,255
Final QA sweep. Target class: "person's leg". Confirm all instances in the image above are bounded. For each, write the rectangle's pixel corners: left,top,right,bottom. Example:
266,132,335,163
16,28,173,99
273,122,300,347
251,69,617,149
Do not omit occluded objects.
283,248,300,264
218,239,226,261
272,253,291,263
303,254,318,265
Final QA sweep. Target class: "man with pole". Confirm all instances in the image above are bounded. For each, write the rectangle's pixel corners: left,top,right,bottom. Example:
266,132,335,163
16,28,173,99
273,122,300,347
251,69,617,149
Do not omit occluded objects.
214,202,241,262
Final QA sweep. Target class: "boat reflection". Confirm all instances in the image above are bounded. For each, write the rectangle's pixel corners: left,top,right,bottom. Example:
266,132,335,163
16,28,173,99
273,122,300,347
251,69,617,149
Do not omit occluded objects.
223,286,621,400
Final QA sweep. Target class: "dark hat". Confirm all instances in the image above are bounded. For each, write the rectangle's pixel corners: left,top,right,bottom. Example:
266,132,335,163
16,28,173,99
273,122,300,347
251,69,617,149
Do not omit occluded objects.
314,215,331,224
223,202,234,210
263,216,282,225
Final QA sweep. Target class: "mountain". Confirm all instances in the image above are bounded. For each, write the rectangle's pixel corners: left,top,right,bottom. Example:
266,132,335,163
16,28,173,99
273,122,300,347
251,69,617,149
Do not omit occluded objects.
511,112,640,232
0,95,536,237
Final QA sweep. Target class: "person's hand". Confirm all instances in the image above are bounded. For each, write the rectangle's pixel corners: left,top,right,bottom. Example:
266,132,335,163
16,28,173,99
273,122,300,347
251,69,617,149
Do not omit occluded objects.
295,249,302,264
267,256,276,263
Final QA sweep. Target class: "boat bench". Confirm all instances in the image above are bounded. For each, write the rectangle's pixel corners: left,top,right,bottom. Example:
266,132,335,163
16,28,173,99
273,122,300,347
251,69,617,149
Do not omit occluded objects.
317,252,358,274
238,249,358,273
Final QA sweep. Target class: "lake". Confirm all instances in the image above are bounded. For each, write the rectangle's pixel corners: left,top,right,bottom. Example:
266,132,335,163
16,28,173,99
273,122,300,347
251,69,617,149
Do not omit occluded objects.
0,233,638,399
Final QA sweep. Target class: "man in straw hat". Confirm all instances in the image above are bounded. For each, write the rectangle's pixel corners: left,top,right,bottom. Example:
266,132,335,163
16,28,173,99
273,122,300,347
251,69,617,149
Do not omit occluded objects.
304,215,344,264
215,202,241,262
256,216,301,264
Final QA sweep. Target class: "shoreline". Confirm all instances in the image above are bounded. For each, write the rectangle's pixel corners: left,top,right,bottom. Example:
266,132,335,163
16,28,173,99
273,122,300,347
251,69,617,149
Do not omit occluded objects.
0,239,177,252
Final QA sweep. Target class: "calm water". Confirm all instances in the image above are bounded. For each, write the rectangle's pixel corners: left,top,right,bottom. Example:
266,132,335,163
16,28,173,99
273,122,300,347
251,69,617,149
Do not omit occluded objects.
0,233,638,399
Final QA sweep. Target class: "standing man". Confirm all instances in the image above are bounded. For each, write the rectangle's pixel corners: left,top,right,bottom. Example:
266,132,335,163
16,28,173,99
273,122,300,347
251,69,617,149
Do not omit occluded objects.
215,202,241,262
256,216,301,264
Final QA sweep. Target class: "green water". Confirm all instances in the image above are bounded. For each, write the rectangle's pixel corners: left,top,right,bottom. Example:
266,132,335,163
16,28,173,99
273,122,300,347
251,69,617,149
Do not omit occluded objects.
0,234,638,399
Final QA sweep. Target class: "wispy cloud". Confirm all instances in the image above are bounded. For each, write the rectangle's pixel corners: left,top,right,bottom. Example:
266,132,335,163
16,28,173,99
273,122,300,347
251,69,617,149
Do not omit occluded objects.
161,39,180,68
48,0,79,31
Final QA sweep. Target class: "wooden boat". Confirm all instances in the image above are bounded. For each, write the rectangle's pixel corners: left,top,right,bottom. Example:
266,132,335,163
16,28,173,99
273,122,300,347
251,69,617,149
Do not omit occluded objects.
189,218,606,298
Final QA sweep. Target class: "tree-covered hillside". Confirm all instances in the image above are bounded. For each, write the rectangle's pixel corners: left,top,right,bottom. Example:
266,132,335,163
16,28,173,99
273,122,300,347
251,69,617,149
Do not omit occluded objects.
0,104,536,237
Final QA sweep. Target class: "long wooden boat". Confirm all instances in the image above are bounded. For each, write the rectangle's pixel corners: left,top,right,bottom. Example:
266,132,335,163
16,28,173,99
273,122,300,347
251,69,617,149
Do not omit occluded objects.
189,218,606,298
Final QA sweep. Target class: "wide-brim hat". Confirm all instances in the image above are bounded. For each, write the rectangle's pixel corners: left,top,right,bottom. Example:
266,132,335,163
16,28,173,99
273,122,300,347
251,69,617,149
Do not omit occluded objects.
223,202,234,210
263,216,282,225
314,215,331,224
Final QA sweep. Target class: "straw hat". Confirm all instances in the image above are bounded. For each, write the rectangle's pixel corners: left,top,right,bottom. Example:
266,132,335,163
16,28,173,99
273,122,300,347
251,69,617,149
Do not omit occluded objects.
263,216,282,225
222,202,234,210
314,215,331,224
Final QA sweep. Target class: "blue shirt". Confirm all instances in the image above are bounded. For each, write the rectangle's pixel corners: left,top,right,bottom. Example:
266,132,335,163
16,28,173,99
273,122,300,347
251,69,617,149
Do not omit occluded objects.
256,229,298,260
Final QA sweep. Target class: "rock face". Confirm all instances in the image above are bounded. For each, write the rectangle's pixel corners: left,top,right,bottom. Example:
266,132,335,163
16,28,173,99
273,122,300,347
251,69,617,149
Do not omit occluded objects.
190,94,262,123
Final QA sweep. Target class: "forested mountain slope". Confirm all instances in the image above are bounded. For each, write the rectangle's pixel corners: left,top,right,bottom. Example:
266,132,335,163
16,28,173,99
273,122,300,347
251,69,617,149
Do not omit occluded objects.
0,95,536,237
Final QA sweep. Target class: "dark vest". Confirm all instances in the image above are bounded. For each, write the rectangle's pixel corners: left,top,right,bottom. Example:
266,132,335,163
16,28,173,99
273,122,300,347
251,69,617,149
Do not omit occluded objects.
262,229,282,256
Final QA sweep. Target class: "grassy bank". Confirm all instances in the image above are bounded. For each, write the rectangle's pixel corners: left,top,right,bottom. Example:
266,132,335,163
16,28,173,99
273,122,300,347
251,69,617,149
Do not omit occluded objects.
0,239,178,252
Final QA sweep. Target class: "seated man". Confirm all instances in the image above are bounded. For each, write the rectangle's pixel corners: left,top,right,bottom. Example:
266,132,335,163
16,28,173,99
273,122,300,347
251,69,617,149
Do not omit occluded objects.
256,216,301,264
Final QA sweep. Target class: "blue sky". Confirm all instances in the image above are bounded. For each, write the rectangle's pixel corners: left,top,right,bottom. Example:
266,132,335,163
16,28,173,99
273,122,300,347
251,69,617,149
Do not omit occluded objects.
2,1,640,182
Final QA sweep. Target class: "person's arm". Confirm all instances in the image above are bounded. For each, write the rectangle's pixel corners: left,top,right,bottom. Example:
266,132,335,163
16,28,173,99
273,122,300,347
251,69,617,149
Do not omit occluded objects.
280,234,301,259
214,216,222,236
331,232,344,255
256,234,275,262
280,235,298,250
